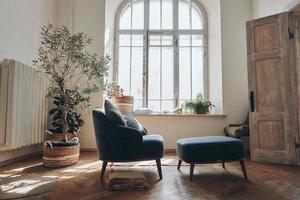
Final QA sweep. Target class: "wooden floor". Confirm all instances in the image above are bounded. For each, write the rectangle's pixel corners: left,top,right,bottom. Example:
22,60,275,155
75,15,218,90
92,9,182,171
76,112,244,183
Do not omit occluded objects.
1,152,300,200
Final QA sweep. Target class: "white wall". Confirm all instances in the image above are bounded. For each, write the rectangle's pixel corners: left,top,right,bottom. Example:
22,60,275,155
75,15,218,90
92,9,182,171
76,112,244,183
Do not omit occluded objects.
252,0,300,18
0,0,56,66
221,0,252,123
0,0,56,162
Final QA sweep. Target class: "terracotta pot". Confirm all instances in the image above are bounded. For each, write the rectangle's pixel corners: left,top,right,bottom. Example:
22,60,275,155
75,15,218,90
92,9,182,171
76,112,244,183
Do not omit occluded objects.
111,95,134,114
43,143,80,168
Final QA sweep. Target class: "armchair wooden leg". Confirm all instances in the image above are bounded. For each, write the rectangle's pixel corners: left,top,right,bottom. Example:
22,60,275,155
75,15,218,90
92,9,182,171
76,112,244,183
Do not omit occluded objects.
177,159,182,170
110,162,114,167
240,160,248,180
189,163,195,181
222,161,225,169
101,161,108,179
156,159,163,180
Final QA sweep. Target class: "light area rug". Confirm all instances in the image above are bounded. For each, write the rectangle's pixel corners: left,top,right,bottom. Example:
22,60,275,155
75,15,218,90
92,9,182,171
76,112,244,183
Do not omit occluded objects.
0,173,58,199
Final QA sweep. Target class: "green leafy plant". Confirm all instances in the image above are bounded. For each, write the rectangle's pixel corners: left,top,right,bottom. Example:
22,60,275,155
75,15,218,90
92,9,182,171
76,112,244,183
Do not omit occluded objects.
182,94,215,114
33,24,110,137
105,83,124,98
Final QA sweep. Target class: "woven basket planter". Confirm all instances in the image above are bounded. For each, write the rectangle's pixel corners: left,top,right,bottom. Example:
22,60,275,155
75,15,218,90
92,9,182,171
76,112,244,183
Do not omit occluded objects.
43,142,80,168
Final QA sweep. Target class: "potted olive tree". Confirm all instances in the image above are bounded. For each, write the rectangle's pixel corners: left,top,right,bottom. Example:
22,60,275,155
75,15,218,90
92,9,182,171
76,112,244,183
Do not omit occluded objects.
106,83,134,114
34,24,110,167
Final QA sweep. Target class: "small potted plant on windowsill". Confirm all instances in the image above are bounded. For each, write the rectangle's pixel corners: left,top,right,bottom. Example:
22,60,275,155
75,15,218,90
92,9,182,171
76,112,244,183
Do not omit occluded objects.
182,94,215,114
34,24,110,167
106,83,134,114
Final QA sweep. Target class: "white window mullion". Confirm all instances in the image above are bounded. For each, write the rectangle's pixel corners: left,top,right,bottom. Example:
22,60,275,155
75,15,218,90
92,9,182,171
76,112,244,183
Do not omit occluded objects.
113,33,119,83
174,0,179,108
143,0,150,107
189,0,192,100
160,35,163,111
129,0,133,94
159,0,163,110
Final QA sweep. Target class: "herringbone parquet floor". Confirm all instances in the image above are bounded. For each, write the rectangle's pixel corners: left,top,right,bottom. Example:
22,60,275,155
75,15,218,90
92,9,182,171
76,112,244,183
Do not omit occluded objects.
1,152,299,200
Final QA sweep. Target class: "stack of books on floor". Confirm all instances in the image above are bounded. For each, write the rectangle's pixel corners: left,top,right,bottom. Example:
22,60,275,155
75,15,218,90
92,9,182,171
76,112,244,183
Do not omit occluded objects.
105,172,146,191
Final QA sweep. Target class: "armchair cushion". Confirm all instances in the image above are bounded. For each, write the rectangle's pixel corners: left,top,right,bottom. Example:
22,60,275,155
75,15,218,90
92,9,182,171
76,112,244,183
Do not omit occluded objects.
124,114,148,135
139,135,164,159
104,100,126,126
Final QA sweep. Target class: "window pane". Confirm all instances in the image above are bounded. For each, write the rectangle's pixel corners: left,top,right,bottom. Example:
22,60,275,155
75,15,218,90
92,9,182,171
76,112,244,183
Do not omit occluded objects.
162,100,174,112
192,4,203,29
132,34,143,46
134,99,143,110
162,47,174,99
162,0,173,29
179,34,190,47
162,35,173,46
150,35,161,46
179,47,191,100
119,34,131,46
119,4,131,29
179,0,191,30
132,0,144,29
192,34,203,47
192,47,204,98
150,0,161,29
118,47,131,94
131,47,143,99
148,47,161,100
148,100,160,111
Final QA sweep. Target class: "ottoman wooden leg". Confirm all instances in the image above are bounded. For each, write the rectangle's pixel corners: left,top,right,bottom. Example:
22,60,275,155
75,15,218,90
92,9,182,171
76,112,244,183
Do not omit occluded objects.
240,160,248,180
156,159,163,180
222,162,225,169
190,163,195,181
177,159,182,170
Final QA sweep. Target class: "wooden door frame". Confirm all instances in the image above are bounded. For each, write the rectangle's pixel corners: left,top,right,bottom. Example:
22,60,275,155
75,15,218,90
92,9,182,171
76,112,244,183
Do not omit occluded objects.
290,10,300,165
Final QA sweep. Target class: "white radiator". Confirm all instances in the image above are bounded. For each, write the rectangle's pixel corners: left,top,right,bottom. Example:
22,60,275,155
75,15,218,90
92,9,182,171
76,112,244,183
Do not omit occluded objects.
0,59,49,150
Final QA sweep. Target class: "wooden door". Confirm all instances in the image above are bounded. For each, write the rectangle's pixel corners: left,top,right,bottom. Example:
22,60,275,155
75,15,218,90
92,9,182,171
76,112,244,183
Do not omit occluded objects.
247,13,298,165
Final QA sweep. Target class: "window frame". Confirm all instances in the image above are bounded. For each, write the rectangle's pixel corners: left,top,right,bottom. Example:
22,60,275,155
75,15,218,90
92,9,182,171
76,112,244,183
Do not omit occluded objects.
114,0,208,110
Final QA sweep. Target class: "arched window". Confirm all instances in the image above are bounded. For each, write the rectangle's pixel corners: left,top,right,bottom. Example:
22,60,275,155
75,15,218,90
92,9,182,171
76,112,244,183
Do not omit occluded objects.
114,0,208,112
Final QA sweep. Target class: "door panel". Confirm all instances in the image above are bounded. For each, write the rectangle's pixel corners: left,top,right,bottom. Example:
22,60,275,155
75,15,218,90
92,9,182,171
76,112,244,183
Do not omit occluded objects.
247,13,298,165
255,58,283,112
254,22,280,52
258,120,285,151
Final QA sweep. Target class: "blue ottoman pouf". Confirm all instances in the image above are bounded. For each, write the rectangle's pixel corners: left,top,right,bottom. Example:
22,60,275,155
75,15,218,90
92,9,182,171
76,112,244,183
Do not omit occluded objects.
177,136,247,181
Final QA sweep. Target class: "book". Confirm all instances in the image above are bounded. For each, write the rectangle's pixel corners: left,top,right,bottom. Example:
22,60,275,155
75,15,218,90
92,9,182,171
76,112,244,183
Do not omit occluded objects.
105,172,146,191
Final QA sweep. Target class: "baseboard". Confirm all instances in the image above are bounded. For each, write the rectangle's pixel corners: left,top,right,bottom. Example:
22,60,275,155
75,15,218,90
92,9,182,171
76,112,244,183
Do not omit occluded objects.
80,148,177,154
164,149,176,154
0,151,42,167
80,148,97,152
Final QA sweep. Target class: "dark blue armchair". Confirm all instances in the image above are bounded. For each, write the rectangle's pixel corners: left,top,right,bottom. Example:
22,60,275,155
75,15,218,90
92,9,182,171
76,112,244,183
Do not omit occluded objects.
92,109,164,179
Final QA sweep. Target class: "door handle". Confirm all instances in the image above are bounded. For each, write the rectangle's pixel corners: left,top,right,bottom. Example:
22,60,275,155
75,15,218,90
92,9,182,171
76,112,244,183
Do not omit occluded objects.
250,91,255,112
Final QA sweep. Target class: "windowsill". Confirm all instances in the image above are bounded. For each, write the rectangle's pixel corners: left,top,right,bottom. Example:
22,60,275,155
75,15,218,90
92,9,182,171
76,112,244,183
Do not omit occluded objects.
133,113,227,118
